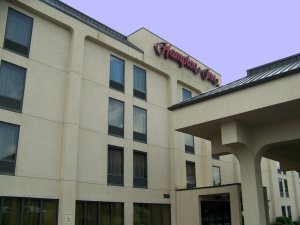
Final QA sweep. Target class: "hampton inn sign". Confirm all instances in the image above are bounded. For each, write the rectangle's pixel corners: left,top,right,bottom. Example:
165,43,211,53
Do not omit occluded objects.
154,42,219,87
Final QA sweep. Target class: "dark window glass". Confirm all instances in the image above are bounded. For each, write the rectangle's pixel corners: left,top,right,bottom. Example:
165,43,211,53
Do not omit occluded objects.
281,206,286,217
0,122,20,175
212,155,220,160
4,8,33,57
212,166,221,186
75,201,123,225
1,197,21,225
186,161,196,188
278,178,284,197
284,179,289,198
109,56,124,92
108,98,124,137
184,134,194,154
23,199,40,225
133,204,170,225
133,106,147,143
287,206,292,219
0,197,58,225
182,88,192,101
42,200,58,225
0,61,26,112
107,146,124,186
133,66,146,100
133,151,147,188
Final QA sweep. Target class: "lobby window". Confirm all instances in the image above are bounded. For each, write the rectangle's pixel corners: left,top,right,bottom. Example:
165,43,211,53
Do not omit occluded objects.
212,155,220,160
134,204,171,225
4,8,33,57
108,98,124,137
75,201,123,225
0,197,58,225
109,55,124,92
0,61,26,112
133,106,147,143
133,151,147,188
184,134,194,154
284,179,289,198
186,161,196,188
287,206,292,219
278,178,284,197
182,88,192,101
281,206,286,217
212,166,221,186
107,146,124,186
0,121,20,175
133,66,146,100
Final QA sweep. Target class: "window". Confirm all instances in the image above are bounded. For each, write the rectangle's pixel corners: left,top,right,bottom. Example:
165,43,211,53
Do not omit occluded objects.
76,201,123,225
133,106,147,143
108,98,124,137
109,56,124,92
276,161,281,174
107,146,124,186
0,61,26,112
287,206,292,219
212,166,221,186
133,151,147,188
0,122,20,175
281,206,286,217
0,197,58,225
134,204,171,225
182,88,192,101
278,178,284,197
186,161,196,188
212,155,220,160
4,8,33,57
133,66,146,100
184,134,194,154
284,179,289,198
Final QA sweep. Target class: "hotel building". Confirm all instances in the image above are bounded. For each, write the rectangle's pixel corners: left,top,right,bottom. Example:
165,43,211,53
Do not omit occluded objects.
0,0,299,225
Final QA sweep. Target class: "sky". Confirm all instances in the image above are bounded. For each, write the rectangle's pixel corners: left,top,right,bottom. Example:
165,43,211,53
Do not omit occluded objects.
60,0,300,85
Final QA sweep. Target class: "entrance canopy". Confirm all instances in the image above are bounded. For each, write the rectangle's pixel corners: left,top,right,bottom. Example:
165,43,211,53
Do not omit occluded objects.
169,53,300,225
169,53,300,172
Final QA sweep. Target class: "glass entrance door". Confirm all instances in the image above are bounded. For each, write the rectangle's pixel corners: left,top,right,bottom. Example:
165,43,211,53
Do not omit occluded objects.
201,201,231,225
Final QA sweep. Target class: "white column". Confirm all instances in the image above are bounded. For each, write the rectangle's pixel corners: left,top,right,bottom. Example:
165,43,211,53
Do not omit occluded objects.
237,149,267,225
58,31,85,225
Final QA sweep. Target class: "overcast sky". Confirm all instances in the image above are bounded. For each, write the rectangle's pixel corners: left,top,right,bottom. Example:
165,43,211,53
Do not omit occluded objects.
60,0,300,85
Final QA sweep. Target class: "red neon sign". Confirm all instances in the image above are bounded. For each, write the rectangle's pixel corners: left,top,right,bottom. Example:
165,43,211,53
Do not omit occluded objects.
154,42,219,87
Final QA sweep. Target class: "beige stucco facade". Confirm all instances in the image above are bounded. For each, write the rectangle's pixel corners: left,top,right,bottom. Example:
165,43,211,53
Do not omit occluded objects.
0,0,300,225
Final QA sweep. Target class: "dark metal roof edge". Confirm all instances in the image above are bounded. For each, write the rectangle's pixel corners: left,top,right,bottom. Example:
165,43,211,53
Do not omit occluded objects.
247,52,300,76
39,0,143,53
176,183,241,192
169,67,300,111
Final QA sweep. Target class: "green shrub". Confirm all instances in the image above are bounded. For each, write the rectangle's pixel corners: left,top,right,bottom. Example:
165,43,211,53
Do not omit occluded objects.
276,216,295,225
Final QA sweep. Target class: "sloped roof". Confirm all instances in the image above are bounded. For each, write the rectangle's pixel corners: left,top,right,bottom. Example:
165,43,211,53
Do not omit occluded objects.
169,53,300,111
40,0,143,53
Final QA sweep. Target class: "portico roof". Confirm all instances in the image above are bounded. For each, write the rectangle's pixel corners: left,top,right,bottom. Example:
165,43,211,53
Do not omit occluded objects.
169,53,300,111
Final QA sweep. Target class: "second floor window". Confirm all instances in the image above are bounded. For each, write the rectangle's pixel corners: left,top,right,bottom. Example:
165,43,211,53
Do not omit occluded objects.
109,55,124,92
184,134,194,154
133,66,146,100
278,178,284,197
4,8,33,57
108,98,124,137
0,61,26,112
133,106,147,143
107,146,124,186
0,121,20,176
284,179,289,198
186,161,196,188
212,166,221,186
133,151,147,188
